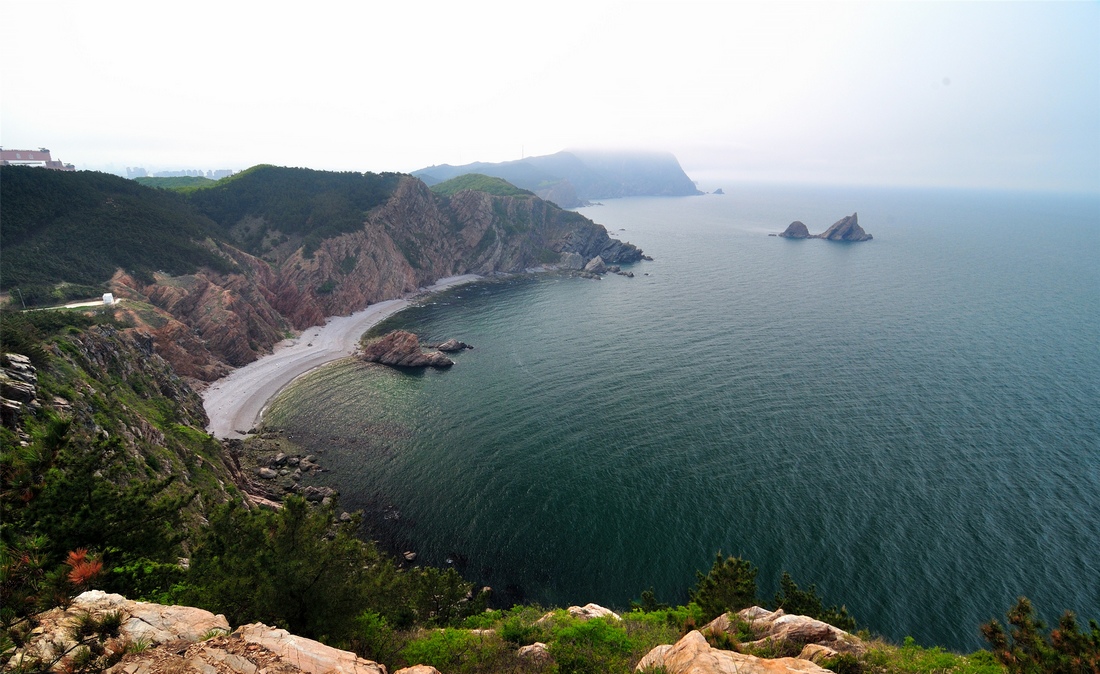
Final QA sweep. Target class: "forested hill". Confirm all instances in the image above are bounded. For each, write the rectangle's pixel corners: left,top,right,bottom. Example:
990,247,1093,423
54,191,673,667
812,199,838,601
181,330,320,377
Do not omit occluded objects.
413,149,702,207
0,167,234,299
1,165,643,379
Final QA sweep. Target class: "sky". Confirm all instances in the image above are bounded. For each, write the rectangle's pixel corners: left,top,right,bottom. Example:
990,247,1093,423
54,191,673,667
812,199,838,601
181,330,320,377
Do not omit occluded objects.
2,0,1098,193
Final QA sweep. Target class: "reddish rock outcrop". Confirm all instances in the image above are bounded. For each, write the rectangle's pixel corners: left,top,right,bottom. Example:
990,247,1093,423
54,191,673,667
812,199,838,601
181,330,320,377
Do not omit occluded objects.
361,331,454,368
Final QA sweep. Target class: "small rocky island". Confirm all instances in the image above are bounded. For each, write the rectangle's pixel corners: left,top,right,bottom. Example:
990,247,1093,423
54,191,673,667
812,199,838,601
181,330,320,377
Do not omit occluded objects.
360,330,468,369
779,212,873,241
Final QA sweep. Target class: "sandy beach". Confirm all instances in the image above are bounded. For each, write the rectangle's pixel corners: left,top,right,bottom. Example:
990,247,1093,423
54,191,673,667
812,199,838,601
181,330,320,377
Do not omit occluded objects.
202,274,480,438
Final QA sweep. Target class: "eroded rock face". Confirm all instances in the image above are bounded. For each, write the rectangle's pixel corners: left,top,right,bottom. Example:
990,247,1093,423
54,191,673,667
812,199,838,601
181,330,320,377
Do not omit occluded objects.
361,331,454,368
635,630,832,674
779,221,811,239
816,212,873,241
394,666,442,674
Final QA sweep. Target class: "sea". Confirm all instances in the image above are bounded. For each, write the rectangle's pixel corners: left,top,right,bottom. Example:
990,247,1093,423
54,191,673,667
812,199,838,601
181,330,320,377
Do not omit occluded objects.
262,182,1100,651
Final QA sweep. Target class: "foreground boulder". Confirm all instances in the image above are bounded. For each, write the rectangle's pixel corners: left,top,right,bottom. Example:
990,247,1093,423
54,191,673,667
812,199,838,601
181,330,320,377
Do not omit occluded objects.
361,330,454,368
6,590,230,672
725,606,865,654
5,591,390,674
636,630,831,674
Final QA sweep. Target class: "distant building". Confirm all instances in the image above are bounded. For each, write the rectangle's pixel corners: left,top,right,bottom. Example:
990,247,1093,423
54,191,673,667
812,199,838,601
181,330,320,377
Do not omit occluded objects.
0,147,75,171
127,167,148,178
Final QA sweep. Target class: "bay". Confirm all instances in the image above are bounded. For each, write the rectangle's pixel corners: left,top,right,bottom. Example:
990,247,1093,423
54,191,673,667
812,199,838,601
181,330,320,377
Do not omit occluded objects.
263,183,1100,651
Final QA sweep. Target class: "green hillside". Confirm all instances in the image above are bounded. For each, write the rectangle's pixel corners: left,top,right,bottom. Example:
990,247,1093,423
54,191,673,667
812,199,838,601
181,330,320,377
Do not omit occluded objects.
429,173,535,198
0,167,234,303
185,164,403,256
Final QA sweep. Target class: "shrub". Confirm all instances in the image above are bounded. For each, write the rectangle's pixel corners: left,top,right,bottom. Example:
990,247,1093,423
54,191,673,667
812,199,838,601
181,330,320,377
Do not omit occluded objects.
548,617,635,674
399,628,511,674
689,553,758,622
981,596,1100,674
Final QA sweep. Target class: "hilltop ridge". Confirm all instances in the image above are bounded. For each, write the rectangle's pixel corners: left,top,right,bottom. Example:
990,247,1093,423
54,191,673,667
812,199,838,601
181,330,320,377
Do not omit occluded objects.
413,149,701,207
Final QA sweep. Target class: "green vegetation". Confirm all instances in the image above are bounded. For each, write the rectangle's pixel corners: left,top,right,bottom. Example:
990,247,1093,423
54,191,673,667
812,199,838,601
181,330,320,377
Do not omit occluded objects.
187,165,402,257
981,597,1099,673
430,173,535,198
133,176,216,190
689,553,758,621
0,167,235,296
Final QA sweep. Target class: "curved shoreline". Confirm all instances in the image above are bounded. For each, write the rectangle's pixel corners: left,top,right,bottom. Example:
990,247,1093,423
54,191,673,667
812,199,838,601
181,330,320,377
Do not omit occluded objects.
201,274,481,439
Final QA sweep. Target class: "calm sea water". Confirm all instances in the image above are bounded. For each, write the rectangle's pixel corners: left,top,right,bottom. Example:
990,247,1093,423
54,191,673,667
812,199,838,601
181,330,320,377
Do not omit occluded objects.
264,183,1100,651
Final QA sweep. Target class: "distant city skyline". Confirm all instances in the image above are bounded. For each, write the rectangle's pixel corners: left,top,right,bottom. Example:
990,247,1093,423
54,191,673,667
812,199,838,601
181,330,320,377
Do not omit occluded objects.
2,1,1097,193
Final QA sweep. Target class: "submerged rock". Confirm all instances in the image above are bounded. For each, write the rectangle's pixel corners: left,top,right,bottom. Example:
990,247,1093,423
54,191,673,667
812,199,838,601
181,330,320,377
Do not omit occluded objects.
361,330,454,368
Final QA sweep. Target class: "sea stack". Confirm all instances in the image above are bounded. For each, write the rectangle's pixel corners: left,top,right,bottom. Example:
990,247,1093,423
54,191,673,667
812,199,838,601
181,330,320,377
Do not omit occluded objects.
816,213,873,241
361,330,454,368
778,221,812,239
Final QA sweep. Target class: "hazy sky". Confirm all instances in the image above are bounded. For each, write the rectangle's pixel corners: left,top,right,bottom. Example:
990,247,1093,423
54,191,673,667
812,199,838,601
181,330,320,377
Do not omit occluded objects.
2,1,1097,192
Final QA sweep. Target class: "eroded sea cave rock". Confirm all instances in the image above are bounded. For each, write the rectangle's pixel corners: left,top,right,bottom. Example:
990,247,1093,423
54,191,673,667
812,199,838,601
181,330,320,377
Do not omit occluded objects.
360,330,454,368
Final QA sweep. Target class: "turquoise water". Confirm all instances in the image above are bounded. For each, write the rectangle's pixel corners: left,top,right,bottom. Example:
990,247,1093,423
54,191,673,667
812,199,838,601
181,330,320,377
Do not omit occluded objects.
264,184,1100,650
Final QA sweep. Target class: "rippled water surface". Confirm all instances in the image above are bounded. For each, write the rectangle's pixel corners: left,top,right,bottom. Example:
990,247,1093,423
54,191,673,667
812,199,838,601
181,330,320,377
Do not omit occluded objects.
265,184,1100,650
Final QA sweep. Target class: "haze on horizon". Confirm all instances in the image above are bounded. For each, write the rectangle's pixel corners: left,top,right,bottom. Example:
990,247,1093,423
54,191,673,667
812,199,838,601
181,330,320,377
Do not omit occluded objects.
2,0,1097,194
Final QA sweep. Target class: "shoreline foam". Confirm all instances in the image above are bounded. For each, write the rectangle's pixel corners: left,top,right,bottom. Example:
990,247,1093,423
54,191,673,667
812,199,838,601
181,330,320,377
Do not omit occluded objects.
201,274,481,439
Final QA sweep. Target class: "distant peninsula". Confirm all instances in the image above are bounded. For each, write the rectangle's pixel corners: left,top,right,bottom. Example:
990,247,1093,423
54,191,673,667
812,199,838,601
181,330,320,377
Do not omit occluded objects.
413,149,701,208
779,213,873,241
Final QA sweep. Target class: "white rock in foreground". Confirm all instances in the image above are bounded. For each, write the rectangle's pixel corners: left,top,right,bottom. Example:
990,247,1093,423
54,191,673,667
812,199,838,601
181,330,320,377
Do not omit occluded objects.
635,630,832,674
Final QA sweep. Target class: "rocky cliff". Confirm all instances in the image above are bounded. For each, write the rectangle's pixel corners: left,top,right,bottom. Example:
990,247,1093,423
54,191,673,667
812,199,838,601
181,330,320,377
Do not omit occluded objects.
82,171,647,382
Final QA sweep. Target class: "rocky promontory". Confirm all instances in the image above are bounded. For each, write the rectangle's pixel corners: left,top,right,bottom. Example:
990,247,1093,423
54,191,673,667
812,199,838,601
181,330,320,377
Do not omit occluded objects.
360,330,456,368
777,213,873,241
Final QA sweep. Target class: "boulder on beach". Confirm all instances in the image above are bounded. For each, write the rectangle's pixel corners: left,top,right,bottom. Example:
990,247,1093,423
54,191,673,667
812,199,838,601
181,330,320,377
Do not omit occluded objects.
360,330,454,368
